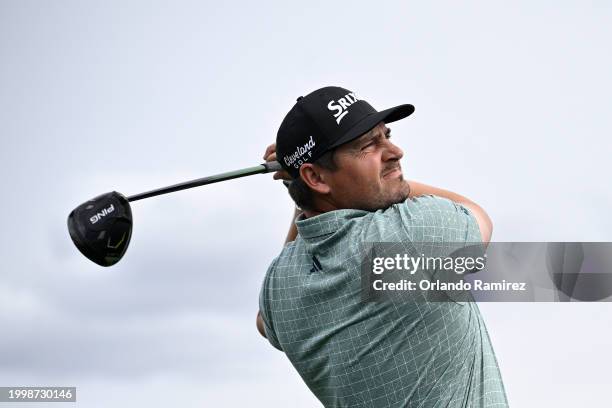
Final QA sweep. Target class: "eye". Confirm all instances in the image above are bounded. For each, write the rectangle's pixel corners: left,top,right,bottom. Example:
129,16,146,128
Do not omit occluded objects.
361,141,375,150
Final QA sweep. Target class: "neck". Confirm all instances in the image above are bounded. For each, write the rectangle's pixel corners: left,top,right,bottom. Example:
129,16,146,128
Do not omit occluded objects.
303,209,322,218
303,196,340,218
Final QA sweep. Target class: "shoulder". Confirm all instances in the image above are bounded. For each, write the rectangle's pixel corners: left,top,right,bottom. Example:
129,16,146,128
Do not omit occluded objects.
261,239,302,283
385,194,476,222
363,195,481,242
369,194,460,226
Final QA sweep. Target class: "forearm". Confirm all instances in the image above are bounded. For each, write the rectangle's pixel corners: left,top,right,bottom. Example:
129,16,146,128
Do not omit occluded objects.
408,180,474,205
284,207,301,244
256,311,267,338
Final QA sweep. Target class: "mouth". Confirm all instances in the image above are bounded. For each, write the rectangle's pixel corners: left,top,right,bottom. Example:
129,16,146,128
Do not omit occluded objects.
382,166,402,179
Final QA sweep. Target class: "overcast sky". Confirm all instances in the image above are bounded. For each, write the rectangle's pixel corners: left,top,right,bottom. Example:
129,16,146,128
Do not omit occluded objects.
1,1,611,406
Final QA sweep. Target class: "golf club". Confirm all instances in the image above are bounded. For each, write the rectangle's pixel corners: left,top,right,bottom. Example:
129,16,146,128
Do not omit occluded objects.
67,161,282,267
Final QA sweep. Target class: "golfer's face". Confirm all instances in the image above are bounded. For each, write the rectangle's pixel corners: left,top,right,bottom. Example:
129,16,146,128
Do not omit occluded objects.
326,122,410,211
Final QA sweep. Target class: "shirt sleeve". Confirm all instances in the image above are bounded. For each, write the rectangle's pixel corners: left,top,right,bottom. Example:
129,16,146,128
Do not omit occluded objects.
378,194,483,244
258,267,283,351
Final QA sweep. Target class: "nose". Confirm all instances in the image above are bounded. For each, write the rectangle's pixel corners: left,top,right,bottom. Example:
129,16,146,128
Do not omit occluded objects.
382,138,404,162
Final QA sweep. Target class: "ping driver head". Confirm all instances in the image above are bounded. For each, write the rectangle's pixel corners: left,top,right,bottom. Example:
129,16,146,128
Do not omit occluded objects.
67,191,133,267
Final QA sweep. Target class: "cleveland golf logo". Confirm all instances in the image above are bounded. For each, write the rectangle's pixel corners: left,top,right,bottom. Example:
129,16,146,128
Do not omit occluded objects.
284,136,316,169
90,204,115,225
327,92,359,124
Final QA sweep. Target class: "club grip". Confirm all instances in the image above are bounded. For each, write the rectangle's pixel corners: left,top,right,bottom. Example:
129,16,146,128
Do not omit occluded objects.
262,161,283,173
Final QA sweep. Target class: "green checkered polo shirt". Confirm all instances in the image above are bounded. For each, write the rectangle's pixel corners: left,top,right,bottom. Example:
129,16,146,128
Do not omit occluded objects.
259,195,508,407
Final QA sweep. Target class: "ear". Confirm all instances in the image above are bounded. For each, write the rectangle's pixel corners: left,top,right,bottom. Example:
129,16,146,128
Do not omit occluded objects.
299,163,331,194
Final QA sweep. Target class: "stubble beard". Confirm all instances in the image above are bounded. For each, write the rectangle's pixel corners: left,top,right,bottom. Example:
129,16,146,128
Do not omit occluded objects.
355,176,411,212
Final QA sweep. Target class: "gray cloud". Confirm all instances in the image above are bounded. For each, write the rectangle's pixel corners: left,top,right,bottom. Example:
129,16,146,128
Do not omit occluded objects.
1,0,611,407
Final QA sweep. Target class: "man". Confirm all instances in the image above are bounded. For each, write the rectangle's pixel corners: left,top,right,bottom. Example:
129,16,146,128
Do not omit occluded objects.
257,86,508,407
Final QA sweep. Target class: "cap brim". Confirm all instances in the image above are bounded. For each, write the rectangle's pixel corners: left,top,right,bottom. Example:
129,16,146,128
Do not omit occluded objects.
327,104,415,151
